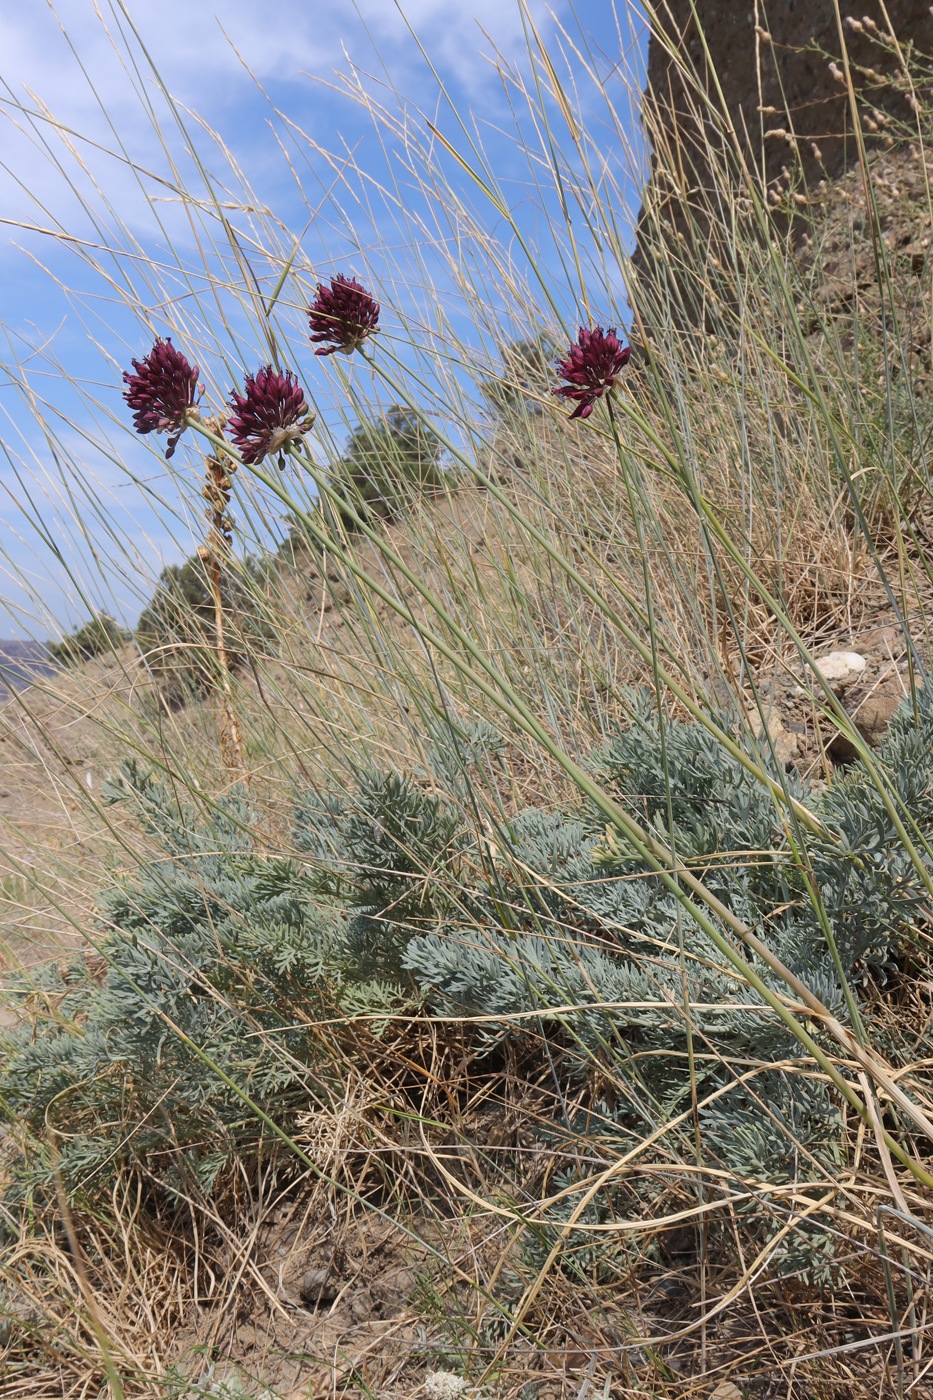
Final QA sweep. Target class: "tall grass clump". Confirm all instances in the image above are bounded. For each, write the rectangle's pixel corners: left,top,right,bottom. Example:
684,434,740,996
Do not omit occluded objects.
4,3,933,1395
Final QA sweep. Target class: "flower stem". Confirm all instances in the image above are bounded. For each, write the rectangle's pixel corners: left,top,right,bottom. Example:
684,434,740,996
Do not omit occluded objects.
200,450,245,778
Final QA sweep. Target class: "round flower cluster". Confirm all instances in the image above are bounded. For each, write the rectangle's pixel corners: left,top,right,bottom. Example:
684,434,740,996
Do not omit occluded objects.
552,326,631,420
308,274,380,356
122,337,199,458
124,276,380,458
227,366,313,465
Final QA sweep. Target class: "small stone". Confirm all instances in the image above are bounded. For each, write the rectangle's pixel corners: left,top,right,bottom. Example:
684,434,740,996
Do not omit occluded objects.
857,624,903,654
809,651,867,689
746,708,799,767
709,1385,743,1400
298,1267,338,1307
854,691,903,744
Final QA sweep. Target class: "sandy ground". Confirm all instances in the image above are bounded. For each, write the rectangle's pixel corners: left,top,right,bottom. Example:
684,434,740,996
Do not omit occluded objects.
0,650,154,986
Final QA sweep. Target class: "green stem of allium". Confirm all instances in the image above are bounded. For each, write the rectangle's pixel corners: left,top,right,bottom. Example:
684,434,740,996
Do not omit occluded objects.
355,348,829,838
361,346,933,908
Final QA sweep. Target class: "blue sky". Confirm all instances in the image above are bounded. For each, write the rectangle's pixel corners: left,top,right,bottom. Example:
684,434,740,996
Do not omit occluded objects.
0,0,647,641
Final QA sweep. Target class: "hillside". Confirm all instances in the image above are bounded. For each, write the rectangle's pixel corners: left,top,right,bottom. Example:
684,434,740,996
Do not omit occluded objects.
5,6,933,1398
0,641,56,701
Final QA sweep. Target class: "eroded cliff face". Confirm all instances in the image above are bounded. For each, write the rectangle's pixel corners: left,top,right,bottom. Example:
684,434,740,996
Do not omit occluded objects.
632,0,933,327
629,5,933,763
643,0,933,194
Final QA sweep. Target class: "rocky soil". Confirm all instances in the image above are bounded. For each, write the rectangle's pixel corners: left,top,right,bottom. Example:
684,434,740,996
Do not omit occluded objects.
640,2,933,224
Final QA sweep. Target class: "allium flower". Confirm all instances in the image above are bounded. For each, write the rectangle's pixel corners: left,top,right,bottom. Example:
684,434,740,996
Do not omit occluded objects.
122,337,199,457
308,274,380,356
227,366,313,465
552,326,631,420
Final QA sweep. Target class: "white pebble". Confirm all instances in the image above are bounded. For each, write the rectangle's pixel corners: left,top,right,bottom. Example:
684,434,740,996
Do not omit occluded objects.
809,651,867,688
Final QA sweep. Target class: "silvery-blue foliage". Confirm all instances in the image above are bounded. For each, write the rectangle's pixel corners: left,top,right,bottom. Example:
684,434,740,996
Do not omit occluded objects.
5,690,933,1282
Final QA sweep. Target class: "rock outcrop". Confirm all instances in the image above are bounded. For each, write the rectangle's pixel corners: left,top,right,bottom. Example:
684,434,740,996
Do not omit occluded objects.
632,2,933,321
642,1,933,195
631,5,933,763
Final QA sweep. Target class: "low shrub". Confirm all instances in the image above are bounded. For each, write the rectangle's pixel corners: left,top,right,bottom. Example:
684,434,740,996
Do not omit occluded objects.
5,695,933,1283
0,760,351,1209
135,554,274,707
326,404,445,527
47,612,130,666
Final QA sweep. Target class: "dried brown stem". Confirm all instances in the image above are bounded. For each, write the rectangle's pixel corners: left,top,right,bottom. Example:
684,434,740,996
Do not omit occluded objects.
200,447,246,778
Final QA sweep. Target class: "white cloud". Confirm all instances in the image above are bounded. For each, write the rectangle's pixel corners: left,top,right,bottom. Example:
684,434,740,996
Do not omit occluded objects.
1,0,545,123
0,0,564,275
0,0,639,634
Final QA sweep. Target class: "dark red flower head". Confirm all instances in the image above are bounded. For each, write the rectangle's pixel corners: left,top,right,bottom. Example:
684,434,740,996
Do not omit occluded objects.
227,366,313,465
122,337,199,457
553,326,631,420
308,274,380,356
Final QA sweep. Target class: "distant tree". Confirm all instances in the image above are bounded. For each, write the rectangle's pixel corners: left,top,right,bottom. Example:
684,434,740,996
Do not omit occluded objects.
48,613,130,666
327,404,444,527
135,554,272,707
479,331,559,420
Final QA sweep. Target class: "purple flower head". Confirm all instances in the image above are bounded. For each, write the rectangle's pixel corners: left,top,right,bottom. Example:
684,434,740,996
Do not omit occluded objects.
122,337,199,457
552,326,631,420
227,366,313,466
308,274,380,357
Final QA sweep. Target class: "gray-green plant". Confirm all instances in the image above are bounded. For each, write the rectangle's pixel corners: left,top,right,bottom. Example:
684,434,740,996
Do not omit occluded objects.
5,691,933,1284
4,2,933,1386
